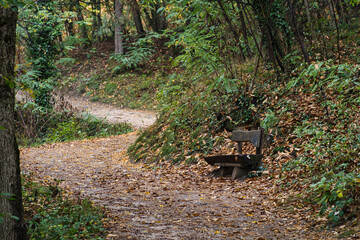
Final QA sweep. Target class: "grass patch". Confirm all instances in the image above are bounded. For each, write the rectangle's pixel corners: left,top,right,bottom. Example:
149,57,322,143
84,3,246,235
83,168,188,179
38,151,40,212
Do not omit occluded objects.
15,101,132,147
23,174,106,239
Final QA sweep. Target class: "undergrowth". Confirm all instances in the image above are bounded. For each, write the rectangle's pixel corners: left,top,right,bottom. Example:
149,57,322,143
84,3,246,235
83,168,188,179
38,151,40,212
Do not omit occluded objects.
75,72,169,109
263,61,360,224
22,174,106,239
128,73,265,164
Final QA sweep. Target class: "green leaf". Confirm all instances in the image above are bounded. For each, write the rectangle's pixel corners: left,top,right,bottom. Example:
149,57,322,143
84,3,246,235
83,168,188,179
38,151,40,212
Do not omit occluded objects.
11,215,19,221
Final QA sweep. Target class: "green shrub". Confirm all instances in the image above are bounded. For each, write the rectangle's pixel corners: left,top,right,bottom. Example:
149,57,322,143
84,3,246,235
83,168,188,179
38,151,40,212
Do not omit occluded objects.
47,120,86,142
23,175,106,239
110,35,156,72
15,102,132,146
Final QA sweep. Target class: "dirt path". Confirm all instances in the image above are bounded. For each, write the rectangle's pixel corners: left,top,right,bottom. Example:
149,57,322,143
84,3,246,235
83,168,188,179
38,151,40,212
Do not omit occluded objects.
61,94,157,129
16,91,157,129
20,137,339,240
19,94,340,239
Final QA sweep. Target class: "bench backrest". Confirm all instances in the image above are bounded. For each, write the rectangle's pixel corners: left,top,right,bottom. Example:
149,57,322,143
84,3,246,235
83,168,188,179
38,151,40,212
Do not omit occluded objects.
230,129,264,154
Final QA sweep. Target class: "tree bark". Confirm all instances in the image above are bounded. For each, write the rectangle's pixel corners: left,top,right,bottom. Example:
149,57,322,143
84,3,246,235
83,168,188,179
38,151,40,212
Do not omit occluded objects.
96,0,102,31
217,0,246,61
0,5,28,240
128,0,145,36
144,0,167,33
114,0,124,54
303,0,313,44
286,0,310,64
74,0,89,42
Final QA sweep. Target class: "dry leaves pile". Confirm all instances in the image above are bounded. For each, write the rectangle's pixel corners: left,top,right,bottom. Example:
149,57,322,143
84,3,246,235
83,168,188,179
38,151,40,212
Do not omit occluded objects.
21,132,341,239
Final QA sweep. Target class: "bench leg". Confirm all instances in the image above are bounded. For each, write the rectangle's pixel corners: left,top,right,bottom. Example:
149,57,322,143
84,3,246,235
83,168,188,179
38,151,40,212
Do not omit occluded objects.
232,167,250,180
220,167,233,177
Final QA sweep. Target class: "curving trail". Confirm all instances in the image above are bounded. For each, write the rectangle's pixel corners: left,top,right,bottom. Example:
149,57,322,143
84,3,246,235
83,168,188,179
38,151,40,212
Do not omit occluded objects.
20,94,339,239
61,94,157,130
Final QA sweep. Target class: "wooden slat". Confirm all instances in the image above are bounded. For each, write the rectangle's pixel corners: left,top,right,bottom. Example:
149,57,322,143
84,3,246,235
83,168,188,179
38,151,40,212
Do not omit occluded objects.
204,154,263,167
214,163,242,167
230,130,262,148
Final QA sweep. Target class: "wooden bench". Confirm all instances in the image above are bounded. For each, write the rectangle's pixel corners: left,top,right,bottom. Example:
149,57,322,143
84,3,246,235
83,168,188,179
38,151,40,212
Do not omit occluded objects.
204,129,265,180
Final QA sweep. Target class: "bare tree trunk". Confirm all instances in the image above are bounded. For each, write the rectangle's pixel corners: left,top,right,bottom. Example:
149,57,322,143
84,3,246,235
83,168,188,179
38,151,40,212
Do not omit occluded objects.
240,1,263,58
237,2,253,57
128,0,145,36
217,0,246,61
286,0,310,64
252,0,285,72
115,0,124,54
330,0,341,62
144,0,167,33
96,0,102,31
75,0,89,42
0,5,28,240
303,0,313,44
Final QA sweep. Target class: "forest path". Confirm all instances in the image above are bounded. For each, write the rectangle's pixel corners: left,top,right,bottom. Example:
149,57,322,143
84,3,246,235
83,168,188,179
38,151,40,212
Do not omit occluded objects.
20,94,338,239
16,91,157,130
60,93,157,129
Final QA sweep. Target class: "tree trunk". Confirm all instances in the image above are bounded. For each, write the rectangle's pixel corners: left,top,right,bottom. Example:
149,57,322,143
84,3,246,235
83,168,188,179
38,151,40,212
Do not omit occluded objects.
303,0,313,44
0,5,28,240
286,0,310,64
217,0,246,61
237,2,253,57
129,0,145,36
144,0,167,33
96,0,102,31
91,0,98,38
114,0,124,54
75,0,89,42
252,0,285,72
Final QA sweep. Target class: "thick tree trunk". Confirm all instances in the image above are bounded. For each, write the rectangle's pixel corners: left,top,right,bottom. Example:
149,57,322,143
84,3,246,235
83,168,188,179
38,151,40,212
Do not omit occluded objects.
114,0,124,54
0,5,28,240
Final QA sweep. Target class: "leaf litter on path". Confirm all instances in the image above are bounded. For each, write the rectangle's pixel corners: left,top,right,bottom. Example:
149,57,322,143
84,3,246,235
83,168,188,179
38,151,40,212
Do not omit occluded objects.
20,131,340,239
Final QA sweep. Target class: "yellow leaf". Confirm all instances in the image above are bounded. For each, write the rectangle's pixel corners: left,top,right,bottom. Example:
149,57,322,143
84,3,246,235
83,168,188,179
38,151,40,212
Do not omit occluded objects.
214,231,220,234
337,190,343,198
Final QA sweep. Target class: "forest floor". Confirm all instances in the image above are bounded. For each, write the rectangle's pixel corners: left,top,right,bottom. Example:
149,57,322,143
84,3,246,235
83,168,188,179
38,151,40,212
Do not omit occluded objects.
20,94,345,239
